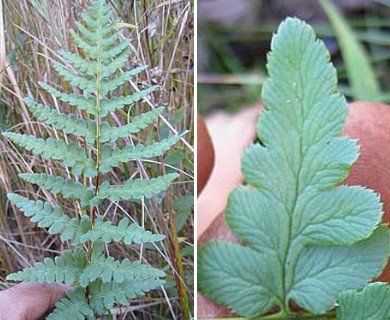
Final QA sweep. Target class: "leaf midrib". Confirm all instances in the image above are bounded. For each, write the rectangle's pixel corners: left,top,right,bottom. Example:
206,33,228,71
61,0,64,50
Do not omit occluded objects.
280,67,306,310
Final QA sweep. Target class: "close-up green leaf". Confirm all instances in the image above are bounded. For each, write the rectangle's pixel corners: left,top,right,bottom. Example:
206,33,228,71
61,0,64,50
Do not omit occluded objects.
198,17,390,318
336,282,390,319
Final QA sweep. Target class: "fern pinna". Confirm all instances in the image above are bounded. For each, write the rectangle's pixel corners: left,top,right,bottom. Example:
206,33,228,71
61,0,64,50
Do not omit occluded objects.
3,1,179,318
198,18,390,319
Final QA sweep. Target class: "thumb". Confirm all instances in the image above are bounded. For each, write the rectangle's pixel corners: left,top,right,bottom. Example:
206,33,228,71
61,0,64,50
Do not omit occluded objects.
197,113,215,195
0,282,68,320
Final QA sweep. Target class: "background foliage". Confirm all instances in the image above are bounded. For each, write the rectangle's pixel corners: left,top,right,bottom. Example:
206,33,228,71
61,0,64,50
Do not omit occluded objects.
0,0,194,319
198,0,390,114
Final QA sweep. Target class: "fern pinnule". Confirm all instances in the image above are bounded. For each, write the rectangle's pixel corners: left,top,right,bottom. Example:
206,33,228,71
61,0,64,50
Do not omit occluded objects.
89,278,166,314
100,106,164,142
47,287,94,320
80,217,166,245
18,173,90,199
38,82,97,115
25,98,96,143
7,248,86,285
99,136,182,172
96,173,179,201
7,193,90,243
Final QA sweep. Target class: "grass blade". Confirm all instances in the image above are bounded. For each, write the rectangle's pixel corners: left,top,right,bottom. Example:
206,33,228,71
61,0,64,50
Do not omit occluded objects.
319,0,381,101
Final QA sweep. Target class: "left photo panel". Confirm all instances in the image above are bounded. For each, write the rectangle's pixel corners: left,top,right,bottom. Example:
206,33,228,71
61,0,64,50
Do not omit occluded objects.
0,0,194,319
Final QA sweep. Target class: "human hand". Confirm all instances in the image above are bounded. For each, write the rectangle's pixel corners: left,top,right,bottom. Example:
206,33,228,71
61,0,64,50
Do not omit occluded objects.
0,282,68,320
197,102,390,318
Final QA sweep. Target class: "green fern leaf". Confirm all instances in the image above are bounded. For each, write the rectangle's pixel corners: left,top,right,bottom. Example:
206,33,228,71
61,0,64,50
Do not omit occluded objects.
81,2,111,30
89,278,165,314
59,45,128,79
100,107,163,142
64,216,91,245
68,0,116,58
59,50,98,77
7,193,90,243
70,30,99,58
69,0,127,59
79,242,165,287
39,82,97,115
198,18,390,317
71,29,129,61
100,86,158,117
101,39,130,61
78,13,114,37
336,282,390,319
3,132,96,176
80,217,165,244
7,248,86,285
95,173,179,202
53,62,96,93
47,287,94,320
101,47,130,78
18,173,89,199
25,98,95,143
100,135,181,172
76,2,118,48
76,20,104,43
100,66,148,96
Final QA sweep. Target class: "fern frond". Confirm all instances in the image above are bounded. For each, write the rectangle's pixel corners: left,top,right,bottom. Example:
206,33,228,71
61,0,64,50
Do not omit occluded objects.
80,0,113,37
100,107,163,142
100,86,158,116
95,173,179,202
39,82,96,115
69,0,114,58
80,217,165,245
7,248,86,285
89,278,165,314
25,98,95,143
7,193,90,243
47,287,94,320
70,0,125,60
19,173,89,199
100,135,181,172
53,62,96,93
79,242,165,287
3,132,96,176
100,66,148,95
5,1,172,316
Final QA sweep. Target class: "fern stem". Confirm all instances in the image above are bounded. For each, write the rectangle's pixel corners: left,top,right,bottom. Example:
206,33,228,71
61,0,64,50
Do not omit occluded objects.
166,194,191,320
86,6,103,308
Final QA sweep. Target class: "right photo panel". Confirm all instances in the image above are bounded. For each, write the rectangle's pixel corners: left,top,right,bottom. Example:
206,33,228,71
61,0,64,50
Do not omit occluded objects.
197,1,390,319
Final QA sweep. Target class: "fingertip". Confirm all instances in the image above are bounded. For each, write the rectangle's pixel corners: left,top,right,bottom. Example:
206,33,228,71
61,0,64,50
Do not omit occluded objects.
197,113,215,195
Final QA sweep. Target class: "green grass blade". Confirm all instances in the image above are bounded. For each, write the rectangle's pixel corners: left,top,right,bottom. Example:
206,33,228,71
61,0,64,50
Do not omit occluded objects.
319,0,381,101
